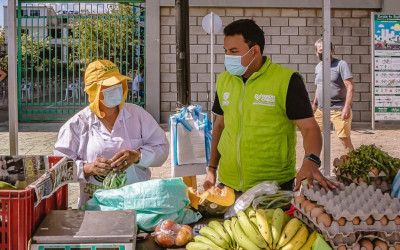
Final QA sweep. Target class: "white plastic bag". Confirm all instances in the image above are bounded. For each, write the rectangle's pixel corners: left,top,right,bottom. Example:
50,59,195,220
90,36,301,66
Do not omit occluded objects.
224,181,279,219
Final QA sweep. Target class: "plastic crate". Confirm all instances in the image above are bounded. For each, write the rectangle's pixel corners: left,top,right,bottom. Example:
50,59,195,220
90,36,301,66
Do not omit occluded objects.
0,156,68,250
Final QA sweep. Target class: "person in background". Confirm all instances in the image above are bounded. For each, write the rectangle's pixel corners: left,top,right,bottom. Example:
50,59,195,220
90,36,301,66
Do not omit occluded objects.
54,60,168,207
313,38,355,154
203,19,338,194
132,70,145,100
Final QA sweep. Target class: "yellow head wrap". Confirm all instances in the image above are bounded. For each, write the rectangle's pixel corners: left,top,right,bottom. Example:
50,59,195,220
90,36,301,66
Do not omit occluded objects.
84,60,132,118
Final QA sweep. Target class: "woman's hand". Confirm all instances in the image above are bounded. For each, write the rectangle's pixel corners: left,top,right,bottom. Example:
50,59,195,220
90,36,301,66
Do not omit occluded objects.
111,149,141,171
83,157,113,178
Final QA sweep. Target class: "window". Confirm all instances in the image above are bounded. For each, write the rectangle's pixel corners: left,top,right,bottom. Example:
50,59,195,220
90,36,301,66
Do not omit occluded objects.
48,29,62,38
30,10,40,16
16,10,28,16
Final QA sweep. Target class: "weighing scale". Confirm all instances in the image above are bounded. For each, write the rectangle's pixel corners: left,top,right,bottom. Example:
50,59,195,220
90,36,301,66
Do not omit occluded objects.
31,209,137,250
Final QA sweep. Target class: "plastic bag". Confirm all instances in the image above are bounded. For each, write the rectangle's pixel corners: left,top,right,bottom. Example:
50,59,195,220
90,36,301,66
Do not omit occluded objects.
252,190,293,210
151,219,194,247
102,170,127,189
224,181,279,219
83,178,202,231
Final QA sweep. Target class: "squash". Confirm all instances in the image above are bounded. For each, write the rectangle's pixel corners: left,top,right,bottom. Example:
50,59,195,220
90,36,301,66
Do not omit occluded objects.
188,186,235,214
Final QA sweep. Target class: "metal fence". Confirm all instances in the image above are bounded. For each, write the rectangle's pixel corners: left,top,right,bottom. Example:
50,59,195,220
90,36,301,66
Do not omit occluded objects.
17,1,145,121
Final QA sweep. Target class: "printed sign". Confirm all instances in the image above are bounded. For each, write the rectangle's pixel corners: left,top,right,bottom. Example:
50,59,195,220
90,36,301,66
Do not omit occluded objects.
373,13,400,121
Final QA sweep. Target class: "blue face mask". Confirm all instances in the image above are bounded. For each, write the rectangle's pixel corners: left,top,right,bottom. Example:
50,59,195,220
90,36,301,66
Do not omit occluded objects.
224,46,256,76
101,84,123,108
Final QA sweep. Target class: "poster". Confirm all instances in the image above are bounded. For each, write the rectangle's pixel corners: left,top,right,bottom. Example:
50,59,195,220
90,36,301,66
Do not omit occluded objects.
373,14,400,121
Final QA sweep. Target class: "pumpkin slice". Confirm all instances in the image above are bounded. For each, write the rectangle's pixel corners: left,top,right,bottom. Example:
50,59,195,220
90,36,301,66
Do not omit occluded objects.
188,186,235,210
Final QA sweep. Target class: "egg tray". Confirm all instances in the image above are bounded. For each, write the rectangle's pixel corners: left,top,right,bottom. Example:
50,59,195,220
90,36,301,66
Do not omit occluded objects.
293,200,400,238
351,235,400,250
295,210,400,250
294,210,361,249
337,174,392,193
301,182,400,221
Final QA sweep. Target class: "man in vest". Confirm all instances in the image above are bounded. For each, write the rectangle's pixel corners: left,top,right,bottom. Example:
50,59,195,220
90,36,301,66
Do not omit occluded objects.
203,19,338,193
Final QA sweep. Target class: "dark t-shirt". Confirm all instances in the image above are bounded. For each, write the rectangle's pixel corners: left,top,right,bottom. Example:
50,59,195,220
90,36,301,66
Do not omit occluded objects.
212,73,313,120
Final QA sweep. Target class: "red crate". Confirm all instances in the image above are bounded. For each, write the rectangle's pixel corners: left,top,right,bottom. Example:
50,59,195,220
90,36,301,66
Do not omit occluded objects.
0,156,68,250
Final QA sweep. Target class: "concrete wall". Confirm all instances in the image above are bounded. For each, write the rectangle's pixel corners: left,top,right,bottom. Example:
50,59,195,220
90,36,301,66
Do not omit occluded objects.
158,7,378,123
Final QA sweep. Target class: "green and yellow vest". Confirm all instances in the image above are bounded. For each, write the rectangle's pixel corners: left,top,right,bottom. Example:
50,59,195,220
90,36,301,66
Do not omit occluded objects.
217,57,297,191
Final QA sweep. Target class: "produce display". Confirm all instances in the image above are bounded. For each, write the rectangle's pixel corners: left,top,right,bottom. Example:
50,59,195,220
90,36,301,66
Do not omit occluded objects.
102,170,127,189
333,144,400,186
188,186,235,215
252,190,293,210
152,219,194,247
188,207,320,250
294,182,400,249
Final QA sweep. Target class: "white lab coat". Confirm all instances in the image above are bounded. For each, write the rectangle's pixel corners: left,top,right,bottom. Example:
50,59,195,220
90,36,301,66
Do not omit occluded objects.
54,103,169,207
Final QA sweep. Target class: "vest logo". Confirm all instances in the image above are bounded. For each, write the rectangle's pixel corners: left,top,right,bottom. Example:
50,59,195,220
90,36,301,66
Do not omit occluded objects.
222,92,230,106
253,93,276,107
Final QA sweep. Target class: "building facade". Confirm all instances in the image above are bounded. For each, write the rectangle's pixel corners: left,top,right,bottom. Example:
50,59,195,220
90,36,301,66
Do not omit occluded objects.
146,0,400,124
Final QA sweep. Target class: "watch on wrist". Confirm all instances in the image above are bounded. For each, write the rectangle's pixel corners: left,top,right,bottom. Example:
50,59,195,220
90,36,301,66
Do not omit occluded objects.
207,166,218,172
304,154,321,167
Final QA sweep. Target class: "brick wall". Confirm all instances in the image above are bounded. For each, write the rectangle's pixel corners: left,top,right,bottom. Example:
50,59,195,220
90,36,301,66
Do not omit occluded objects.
159,7,376,123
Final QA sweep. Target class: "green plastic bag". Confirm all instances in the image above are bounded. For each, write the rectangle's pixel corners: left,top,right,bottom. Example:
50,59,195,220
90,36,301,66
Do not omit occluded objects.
312,234,332,250
83,178,202,231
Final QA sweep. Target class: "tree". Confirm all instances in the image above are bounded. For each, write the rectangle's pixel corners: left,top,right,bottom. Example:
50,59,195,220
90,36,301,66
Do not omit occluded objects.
0,28,7,72
69,3,144,76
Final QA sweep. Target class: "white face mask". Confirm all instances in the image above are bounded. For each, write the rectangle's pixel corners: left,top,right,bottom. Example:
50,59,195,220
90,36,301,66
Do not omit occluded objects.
101,84,123,108
224,46,256,76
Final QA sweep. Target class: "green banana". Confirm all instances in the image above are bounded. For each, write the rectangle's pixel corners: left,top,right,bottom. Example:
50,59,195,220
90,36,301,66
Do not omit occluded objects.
199,226,230,249
271,208,286,248
194,235,220,248
249,216,258,227
209,220,232,248
237,211,267,248
265,209,275,224
231,216,261,250
255,209,273,248
277,218,302,248
0,181,17,190
281,225,309,250
223,220,236,247
299,230,317,250
186,241,224,250
245,206,256,218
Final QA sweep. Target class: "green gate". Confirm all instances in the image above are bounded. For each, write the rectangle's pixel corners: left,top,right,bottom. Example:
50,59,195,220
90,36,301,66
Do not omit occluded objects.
17,1,145,121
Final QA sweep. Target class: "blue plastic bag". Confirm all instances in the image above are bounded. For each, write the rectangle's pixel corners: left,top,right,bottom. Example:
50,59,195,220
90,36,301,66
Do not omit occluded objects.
83,178,202,231
169,104,212,166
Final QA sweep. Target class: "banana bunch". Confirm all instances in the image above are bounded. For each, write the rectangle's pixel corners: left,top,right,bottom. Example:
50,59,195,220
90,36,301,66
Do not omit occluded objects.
187,207,318,250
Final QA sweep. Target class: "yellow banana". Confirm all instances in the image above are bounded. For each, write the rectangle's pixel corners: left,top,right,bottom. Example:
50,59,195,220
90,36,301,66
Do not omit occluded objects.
299,230,317,250
186,241,225,250
199,226,230,249
231,216,262,250
223,220,236,247
209,220,232,248
281,225,309,250
249,216,258,227
194,235,220,248
237,210,267,248
271,208,286,248
277,218,302,248
255,209,273,248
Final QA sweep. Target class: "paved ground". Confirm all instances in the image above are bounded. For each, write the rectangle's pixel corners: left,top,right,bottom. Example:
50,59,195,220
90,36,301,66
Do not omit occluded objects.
0,121,398,209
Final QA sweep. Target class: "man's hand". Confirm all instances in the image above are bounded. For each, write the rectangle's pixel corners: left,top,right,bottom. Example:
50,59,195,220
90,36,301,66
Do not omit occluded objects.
294,160,339,191
111,149,141,171
341,106,351,120
83,157,113,177
203,168,217,191
312,103,318,112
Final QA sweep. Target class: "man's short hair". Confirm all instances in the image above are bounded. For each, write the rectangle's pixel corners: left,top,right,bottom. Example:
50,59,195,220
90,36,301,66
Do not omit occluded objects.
224,19,265,54
315,38,334,50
